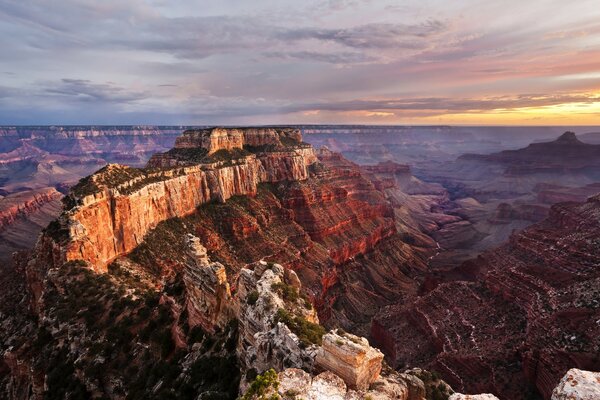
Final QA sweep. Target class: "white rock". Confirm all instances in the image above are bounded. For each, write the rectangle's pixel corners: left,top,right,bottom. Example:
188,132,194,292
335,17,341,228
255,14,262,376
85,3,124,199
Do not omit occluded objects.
551,368,600,400
449,394,500,400
307,371,347,400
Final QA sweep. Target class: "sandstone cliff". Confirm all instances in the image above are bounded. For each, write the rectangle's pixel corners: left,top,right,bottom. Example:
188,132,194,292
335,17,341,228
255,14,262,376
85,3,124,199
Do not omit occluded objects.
38,127,316,272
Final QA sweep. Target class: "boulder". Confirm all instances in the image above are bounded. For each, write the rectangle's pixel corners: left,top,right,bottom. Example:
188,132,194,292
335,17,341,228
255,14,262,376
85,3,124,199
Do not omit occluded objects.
315,330,384,390
551,369,600,400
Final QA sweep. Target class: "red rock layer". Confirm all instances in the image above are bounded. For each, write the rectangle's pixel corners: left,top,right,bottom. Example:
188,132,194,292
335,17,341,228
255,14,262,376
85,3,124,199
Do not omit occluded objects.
371,196,600,399
279,149,396,264
115,148,428,334
0,188,62,231
173,127,303,154
35,128,317,272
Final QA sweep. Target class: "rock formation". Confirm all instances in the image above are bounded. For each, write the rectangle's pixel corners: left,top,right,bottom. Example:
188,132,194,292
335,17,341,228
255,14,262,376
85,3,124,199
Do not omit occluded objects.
183,234,234,333
241,366,454,400
449,395,499,400
0,188,62,231
551,369,600,400
236,261,320,374
0,188,63,265
460,132,600,174
37,127,316,272
315,330,384,390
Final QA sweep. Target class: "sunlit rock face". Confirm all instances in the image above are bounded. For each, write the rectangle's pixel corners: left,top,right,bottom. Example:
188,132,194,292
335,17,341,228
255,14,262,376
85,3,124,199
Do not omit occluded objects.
34,127,317,272
235,261,320,374
250,366,445,400
315,330,383,390
449,394,499,400
172,127,303,154
551,369,600,400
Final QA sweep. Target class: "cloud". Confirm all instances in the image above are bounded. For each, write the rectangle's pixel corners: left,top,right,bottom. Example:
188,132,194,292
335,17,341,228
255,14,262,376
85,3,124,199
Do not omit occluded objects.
263,51,375,64
279,20,447,49
279,93,600,115
44,79,149,104
1,0,600,124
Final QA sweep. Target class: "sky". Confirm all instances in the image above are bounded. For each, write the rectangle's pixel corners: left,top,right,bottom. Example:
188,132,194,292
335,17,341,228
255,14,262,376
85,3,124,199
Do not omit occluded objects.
1,0,600,125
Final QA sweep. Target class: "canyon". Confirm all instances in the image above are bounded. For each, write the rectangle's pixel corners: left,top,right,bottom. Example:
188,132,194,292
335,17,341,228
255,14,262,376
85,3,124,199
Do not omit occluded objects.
0,126,185,263
371,194,600,399
1,126,599,399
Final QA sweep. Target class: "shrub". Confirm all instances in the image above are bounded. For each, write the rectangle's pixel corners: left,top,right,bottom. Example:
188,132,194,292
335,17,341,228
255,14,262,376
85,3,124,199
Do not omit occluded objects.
275,309,326,347
271,282,299,302
242,369,279,400
247,290,259,306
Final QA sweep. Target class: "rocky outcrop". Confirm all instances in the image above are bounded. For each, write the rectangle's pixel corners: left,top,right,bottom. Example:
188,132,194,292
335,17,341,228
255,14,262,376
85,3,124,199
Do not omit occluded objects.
315,330,383,390
449,395,499,400
183,234,234,333
172,127,303,154
37,127,317,272
236,261,320,373
244,366,450,400
551,369,600,400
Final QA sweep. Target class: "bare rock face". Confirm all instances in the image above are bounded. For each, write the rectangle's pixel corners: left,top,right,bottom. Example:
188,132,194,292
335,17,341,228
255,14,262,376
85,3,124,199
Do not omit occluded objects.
551,369,600,400
183,234,233,333
236,261,320,373
315,330,384,390
449,394,499,400
0,188,62,231
172,127,303,154
260,367,433,400
36,127,317,272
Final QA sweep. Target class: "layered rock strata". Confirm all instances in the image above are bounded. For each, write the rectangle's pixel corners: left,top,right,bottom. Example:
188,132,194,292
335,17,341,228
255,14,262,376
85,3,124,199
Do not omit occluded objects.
38,127,316,272
183,234,234,333
372,195,600,399
315,330,384,390
0,188,62,231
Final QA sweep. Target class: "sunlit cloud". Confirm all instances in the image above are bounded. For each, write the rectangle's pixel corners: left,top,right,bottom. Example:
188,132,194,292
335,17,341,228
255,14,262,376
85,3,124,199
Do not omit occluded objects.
1,0,600,124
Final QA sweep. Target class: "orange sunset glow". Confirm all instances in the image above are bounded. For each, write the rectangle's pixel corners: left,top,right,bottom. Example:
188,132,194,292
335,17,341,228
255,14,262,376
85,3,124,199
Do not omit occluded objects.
1,0,600,125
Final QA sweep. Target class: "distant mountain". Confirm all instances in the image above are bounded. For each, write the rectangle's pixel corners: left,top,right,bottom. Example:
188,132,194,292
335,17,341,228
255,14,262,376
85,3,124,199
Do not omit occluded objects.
460,132,600,174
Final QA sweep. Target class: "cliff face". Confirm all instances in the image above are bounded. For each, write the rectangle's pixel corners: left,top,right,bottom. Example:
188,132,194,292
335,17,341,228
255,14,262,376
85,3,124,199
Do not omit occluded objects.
172,127,303,154
0,188,64,266
0,188,62,231
40,127,317,272
114,144,428,335
0,126,182,158
371,195,600,400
